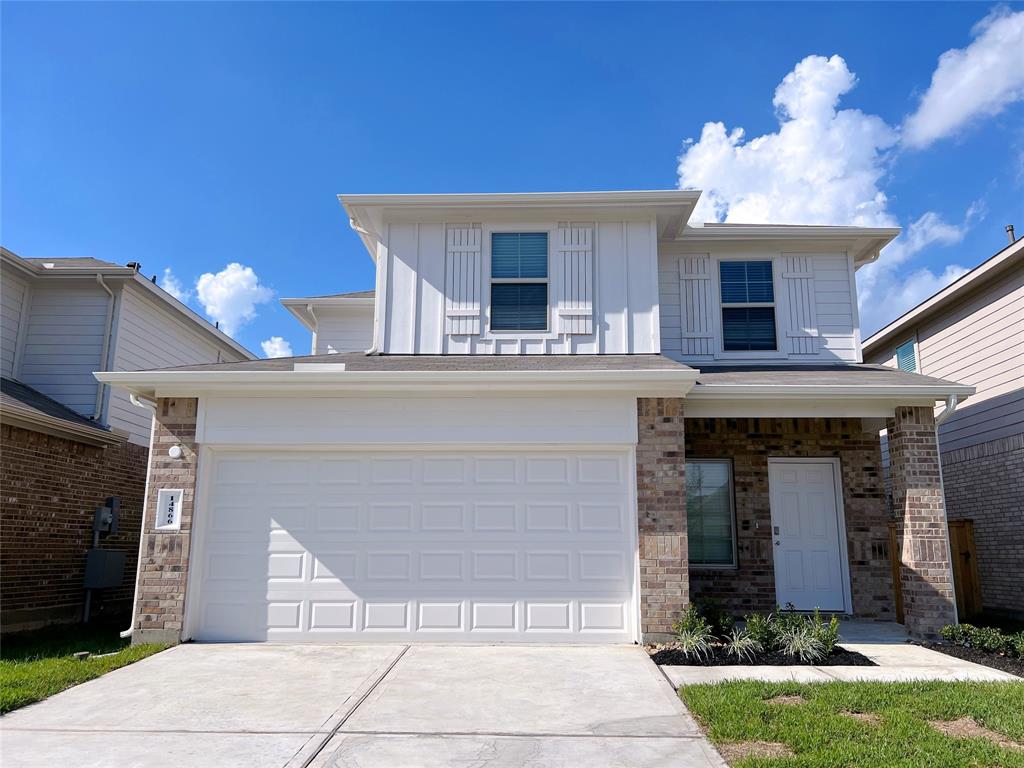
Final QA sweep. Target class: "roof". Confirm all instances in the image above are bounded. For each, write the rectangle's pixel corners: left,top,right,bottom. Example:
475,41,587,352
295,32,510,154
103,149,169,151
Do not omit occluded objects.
1,248,255,360
863,236,1024,353
279,290,376,331
339,190,703,259
690,364,974,399
1,377,123,445
301,289,375,299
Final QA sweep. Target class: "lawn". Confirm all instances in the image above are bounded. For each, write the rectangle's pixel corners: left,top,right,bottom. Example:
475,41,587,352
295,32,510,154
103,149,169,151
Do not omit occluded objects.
1,620,167,714
681,679,1024,767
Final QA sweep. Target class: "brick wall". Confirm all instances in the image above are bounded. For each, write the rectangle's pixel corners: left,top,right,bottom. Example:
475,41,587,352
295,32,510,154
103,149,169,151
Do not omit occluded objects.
942,433,1024,616
0,424,148,631
888,405,956,639
132,397,199,645
686,417,895,620
636,397,688,639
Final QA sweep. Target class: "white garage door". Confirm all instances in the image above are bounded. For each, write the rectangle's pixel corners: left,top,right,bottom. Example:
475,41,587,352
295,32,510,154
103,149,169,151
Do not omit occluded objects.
193,449,637,642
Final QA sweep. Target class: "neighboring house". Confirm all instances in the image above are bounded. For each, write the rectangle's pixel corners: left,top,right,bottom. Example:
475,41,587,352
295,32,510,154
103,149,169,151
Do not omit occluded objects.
864,235,1024,620
99,190,973,647
0,248,254,631
281,290,375,354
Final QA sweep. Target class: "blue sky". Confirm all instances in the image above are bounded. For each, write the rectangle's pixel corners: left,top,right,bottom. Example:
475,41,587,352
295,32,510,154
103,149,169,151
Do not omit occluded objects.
3,2,1023,357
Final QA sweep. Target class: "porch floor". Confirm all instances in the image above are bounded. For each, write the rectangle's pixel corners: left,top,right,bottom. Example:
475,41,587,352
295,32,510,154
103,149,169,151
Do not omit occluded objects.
660,620,1019,686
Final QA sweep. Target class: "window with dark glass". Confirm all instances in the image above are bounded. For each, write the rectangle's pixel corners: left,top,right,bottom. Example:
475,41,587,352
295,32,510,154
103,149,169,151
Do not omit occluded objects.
490,232,548,331
720,260,777,351
686,460,736,567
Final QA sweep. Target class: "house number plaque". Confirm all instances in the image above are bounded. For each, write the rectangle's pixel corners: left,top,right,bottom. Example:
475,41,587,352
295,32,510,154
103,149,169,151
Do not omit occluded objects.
155,489,183,531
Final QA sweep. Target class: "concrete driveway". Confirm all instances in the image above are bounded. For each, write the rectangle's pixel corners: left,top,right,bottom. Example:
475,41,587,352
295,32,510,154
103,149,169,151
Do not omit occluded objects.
0,644,724,768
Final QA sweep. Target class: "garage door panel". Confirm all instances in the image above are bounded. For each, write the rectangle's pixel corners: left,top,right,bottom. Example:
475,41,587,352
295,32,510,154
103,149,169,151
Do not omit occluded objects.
195,450,636,642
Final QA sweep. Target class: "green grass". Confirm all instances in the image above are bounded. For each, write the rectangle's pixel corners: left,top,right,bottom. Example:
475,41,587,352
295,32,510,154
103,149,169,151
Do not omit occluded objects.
0,620,167,713
681,680,1024,767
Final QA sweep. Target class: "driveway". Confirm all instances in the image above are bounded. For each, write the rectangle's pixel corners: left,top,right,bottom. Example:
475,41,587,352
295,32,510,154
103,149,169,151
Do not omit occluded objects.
0,644,724,768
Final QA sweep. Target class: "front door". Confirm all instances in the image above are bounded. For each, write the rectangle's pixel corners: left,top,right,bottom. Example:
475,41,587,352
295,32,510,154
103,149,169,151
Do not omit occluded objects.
768,460,848,612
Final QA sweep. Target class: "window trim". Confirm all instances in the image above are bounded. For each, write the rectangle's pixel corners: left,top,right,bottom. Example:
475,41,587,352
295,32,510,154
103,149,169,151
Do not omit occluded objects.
482,225,558,338
686,458,739,570
712,255,785,359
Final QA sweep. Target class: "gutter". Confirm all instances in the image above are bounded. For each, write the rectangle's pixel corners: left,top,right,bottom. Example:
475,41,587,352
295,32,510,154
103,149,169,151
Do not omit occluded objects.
121,393,157,640
935,394,959,426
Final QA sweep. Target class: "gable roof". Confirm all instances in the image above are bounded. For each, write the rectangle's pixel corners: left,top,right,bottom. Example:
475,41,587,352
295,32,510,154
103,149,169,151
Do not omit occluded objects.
1,377,123,445
280,290,376,331
863,236,1024,353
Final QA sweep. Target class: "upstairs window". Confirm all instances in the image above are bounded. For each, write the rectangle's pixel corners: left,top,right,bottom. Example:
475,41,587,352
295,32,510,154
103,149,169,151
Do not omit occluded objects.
896,338,917,372
720,260,777,351
490,232,549,331
687,460,737,567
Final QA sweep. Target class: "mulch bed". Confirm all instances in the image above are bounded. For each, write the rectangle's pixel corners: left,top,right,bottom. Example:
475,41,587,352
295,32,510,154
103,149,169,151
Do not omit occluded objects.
921,643,1024,678
648,645,875,667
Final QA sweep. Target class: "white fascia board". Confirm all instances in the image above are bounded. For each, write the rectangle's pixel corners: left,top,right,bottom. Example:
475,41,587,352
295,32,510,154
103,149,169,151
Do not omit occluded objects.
280,297,376,331
95,368,700,399
678,225,899,268
863,237,1024,353
688,382,976,400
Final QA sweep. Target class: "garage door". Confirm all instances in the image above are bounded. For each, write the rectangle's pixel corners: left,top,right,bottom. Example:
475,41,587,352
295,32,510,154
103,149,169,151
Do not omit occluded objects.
193,450,637,642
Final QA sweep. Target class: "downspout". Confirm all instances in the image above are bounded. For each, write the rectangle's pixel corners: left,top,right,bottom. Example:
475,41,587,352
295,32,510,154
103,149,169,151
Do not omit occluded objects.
307,304,318,355
935,393,959,426
93,275,116,421
351,216,385,355
121,393,157,639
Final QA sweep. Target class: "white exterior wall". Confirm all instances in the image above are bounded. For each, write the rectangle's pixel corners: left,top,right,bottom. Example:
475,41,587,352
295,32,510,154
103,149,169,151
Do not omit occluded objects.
658,246,860,364
1,268,30,378
378,220,660,354
312,306,374,354
111,285,246,445
18,283,110,416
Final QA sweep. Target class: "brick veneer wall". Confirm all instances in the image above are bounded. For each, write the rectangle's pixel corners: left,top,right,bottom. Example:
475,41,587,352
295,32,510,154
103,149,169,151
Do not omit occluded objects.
131,397,199,645
0,424,147,631
636,397,688,639
686,417,895,620
887,405,956,639
942,433,1023,617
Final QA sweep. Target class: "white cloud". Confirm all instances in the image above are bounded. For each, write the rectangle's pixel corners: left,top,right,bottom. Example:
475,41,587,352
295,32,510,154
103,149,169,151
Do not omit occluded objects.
159,268,191,303
195,262,273,336
260,336,293,358
903,8,1024,149
676,53,980,337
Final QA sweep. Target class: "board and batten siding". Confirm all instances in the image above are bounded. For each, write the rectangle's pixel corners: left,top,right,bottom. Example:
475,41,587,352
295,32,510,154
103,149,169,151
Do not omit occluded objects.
867,266,1024,453
658,249,859,363
1,267,30,378
379,220,659,354
18,283,110,417
110,286,244,445
312,307,374,354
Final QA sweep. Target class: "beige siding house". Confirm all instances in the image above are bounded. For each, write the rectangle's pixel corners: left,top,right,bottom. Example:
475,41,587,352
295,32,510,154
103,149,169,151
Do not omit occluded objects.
864,235,1024,619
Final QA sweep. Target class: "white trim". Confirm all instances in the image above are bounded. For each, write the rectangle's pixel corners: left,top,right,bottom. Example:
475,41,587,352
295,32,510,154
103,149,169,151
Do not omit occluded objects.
627,441,642,644
767,457,852,614
481,224,557,339
713,255,785,359
182,443,213,641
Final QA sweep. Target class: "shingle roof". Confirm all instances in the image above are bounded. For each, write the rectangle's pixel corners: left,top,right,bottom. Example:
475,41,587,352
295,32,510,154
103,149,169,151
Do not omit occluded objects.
304,289,375,299
25,257,124,269
1,377,111,432
693,364,969,390
152,352,694,373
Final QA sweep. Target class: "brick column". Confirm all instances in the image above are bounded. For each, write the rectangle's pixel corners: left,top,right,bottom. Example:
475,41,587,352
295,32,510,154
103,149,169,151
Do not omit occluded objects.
636,397,688,640
132,397,199,645
887,405,957,639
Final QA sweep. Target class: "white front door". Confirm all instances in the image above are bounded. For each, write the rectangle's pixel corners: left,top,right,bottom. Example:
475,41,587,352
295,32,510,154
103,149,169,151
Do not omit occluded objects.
768,460,849,612
191,449,637,643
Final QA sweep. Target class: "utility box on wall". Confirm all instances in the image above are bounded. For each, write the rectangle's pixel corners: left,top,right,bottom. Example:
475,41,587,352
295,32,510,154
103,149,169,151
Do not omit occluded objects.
83,549,126,589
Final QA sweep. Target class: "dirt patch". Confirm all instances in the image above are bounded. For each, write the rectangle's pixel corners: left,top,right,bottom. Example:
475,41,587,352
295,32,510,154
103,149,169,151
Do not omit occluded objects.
842,711,880,725
921,643,1024,678
929,717,1024,751
716,741,794,764
766,694,805,706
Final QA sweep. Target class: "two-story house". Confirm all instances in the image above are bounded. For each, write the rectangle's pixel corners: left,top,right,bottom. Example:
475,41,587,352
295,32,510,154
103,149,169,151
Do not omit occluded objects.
864,234,1023,621
98,191,973,646
1,248,254,630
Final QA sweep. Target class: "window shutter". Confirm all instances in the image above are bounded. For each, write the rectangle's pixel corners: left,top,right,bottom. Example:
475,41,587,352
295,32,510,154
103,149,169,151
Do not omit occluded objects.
781,254,819,355
445,225,482,335
678,255,714,355
895,339,917,372
555,225,593,335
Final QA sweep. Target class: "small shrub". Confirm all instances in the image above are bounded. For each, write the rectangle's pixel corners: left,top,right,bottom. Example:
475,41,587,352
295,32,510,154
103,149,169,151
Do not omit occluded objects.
941,623,972,646
673,604,715,660
970,625,1009,654
723,628,762,662
809,609,841,656
698,600,736,639
1008,632,1024,660
744,612,777,650
673,604,707,635
779,624,826,663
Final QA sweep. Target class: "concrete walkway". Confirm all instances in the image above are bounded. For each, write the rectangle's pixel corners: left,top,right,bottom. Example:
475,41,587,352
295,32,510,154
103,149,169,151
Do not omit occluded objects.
0,644,725,768
661,620,1020,687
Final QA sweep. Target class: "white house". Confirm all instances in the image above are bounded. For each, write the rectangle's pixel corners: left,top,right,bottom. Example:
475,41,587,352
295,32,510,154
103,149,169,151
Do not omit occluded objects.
97,190,973,646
